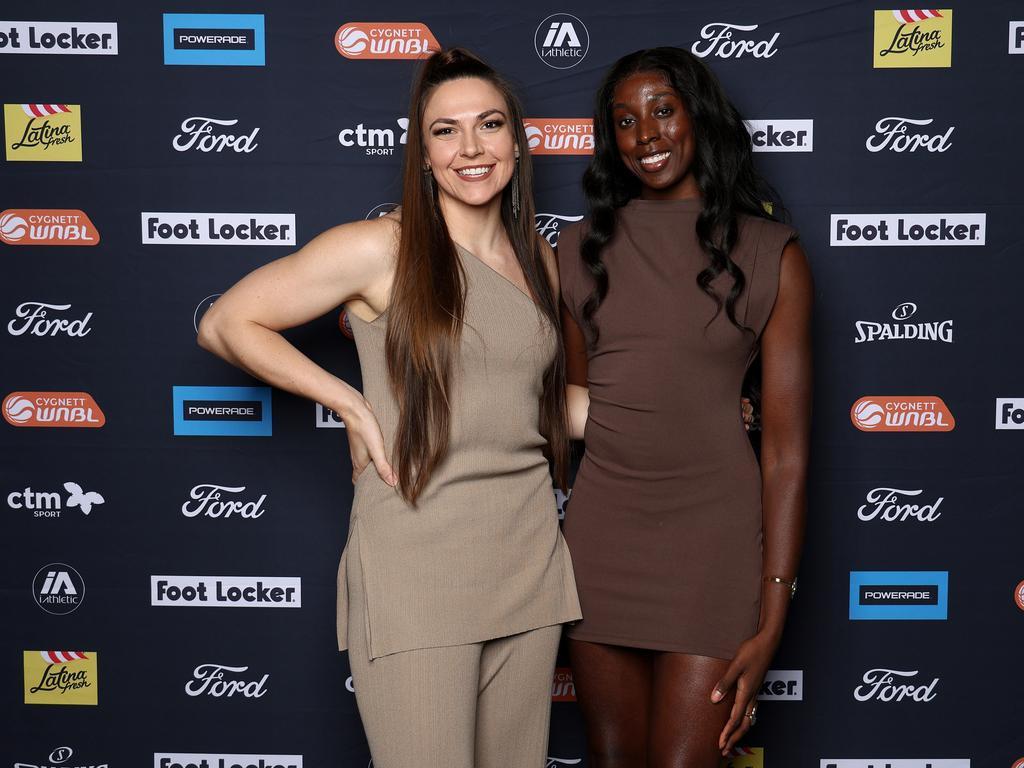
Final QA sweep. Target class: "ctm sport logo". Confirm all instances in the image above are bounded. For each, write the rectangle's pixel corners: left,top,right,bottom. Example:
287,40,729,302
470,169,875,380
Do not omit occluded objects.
874,9,952,68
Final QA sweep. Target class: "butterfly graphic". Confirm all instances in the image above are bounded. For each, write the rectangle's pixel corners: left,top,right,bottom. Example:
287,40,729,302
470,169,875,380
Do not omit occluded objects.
63,482,105,515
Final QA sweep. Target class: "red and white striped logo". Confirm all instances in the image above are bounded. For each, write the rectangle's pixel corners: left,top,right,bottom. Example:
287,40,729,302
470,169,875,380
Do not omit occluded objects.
19,103,71,118
40,650,88,664
891,9,942,23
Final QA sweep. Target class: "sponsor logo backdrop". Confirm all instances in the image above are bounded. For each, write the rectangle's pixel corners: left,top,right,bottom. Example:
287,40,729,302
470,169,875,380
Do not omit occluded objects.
2,1,1021,764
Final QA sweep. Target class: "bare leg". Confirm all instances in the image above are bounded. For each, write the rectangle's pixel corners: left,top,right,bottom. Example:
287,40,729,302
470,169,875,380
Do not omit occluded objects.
647,652,736,768
568,638,653,768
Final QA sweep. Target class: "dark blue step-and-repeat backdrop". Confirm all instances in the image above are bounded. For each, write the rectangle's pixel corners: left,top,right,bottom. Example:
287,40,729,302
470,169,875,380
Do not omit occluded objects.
3,2,1023,767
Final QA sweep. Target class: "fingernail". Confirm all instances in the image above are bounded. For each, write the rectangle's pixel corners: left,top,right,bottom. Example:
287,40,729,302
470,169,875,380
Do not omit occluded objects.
711,690,721,703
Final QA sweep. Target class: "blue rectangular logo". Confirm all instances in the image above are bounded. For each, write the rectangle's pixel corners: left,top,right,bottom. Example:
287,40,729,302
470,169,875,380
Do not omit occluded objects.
173,386,272,436
163,13,265,66
849,570,948,620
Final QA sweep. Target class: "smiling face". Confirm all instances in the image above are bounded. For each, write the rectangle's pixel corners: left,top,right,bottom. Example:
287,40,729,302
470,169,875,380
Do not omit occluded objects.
611,70,699,200
421,76,518,211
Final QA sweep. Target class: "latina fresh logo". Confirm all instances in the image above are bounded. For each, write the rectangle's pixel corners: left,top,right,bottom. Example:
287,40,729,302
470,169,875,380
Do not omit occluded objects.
23,650,98,705
4,103,82,161
874,9,952,68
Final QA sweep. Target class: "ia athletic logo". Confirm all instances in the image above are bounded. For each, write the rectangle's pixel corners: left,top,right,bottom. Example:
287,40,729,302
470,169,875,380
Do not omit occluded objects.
534,14,589,69
33,563,85,614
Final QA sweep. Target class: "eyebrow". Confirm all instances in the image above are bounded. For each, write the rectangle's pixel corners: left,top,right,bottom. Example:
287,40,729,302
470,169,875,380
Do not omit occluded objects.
429,109,508,129
611,92,677,109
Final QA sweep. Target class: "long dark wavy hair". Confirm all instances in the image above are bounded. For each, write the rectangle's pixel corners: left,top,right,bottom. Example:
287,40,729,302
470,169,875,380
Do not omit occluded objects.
579,46,781,342
386,47,568,504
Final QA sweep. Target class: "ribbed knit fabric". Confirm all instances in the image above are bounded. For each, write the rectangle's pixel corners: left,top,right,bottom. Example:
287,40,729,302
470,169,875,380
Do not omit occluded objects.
337,244,581,660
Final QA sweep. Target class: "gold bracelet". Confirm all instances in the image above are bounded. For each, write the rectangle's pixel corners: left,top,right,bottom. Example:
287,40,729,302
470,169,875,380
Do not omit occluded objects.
764,575,798,600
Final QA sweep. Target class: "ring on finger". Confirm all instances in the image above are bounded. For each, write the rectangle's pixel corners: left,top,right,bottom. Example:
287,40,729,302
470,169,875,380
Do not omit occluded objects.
745,707,757,726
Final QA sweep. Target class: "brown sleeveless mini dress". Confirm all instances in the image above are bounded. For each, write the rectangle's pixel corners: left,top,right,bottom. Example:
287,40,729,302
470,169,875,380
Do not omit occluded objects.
557,197,797,659
337,244,581,661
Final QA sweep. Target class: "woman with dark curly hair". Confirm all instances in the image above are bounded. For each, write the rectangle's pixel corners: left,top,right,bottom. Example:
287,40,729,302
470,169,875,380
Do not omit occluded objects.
557,47,813,764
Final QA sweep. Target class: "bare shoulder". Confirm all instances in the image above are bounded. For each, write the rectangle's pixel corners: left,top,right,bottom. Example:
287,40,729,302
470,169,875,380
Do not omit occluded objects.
302,213,400,273
779,239,813,299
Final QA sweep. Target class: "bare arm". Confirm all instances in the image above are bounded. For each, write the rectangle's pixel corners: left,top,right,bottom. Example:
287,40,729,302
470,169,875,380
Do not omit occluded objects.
562,303,590,441
714,239,813,752
756,239,813,639
550,238,591,441
197,216,399,483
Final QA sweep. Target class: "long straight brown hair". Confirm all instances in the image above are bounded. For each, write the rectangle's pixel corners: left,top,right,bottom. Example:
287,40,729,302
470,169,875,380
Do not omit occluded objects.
385,47,569,504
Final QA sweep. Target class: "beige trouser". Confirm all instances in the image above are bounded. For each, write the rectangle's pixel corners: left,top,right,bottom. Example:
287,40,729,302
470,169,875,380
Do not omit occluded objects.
347,587,561,768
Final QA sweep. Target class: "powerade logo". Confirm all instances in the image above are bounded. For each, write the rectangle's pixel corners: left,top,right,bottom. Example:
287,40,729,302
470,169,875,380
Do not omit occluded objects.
849,571,948,620
163,13,265,66
172,386,271,436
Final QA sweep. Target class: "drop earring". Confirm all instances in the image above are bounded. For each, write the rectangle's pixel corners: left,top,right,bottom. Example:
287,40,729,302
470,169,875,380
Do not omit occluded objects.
511,150,520,220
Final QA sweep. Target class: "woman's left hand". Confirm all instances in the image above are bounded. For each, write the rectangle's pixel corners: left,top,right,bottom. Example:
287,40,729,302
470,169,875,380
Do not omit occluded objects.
710,630,779,755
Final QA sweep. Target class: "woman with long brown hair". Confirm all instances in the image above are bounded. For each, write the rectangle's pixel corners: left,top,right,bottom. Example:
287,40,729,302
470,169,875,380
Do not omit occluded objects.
197,48,580,767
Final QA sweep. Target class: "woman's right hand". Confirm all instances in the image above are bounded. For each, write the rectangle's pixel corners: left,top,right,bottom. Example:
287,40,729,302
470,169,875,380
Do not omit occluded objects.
344,397,398,487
